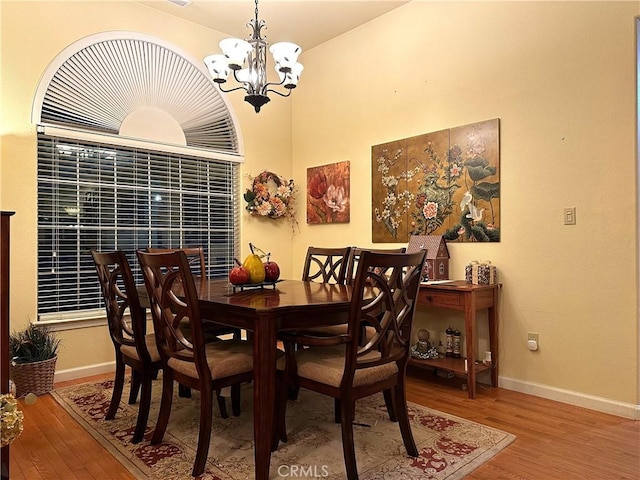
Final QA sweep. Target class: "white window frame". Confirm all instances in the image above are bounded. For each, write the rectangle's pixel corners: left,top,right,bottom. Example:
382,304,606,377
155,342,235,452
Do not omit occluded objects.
37,130,240,323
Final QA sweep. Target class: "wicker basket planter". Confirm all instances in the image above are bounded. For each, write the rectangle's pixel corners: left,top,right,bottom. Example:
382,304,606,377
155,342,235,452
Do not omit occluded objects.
9,356,57,397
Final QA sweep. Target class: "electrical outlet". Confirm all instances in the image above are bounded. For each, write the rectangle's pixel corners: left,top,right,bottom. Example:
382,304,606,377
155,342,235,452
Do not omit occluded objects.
527,332,539,343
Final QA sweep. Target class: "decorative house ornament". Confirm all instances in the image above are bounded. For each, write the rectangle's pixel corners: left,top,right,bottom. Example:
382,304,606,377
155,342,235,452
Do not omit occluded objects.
203,0,303,112
406,235,450,281
244,171,297,226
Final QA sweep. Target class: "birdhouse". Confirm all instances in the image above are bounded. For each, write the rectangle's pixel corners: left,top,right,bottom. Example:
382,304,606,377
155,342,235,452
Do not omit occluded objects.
406,235,450,281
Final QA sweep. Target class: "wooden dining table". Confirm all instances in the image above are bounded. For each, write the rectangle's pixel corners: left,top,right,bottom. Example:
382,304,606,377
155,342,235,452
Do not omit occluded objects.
140,278,353,480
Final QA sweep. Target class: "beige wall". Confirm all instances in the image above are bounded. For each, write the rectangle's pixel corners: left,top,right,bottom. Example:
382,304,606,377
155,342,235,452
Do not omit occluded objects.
0,1,295,371
1,1,638,414
292,1,639,409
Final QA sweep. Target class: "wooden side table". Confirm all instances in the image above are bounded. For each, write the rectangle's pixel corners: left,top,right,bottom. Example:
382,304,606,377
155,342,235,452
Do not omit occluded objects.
411,280,500,398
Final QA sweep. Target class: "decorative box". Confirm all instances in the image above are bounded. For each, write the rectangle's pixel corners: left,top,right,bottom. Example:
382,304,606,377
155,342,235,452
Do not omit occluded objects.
465,260,498,285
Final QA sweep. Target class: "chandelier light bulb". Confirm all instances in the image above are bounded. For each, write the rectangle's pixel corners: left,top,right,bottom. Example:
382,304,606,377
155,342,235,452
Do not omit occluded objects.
269,42,302,72
203,54,230,83
219,38,252,70
276,62,304,89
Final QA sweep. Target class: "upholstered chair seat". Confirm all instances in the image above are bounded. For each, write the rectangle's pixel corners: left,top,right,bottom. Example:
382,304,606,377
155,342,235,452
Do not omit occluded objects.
167,340,253,379
278,346,398,388
119,334,161,363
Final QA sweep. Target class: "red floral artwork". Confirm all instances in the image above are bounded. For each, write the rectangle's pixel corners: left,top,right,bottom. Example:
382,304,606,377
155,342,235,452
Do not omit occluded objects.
306,161,350,224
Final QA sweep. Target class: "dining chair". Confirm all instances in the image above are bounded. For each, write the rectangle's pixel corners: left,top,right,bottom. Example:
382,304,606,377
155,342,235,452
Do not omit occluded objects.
91,250,159,444
287,247,407,354
275,249,427,479
344,246,407,285
301,246,352,284
137,250,254,477
146,246,242,341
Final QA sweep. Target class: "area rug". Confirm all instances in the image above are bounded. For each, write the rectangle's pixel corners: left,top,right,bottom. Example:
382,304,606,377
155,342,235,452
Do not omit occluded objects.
52,377,515,479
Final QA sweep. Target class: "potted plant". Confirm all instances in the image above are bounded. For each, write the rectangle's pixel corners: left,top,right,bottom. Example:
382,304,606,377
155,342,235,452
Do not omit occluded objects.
8,324,60,397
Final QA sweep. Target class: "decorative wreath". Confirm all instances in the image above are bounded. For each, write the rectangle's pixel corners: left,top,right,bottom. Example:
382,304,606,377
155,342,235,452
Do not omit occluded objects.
243,171,296,221
1,393,24,447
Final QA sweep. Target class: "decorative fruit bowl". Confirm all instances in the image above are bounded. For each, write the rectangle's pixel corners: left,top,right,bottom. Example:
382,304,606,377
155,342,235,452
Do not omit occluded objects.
230,279,282,292
228,242,281,289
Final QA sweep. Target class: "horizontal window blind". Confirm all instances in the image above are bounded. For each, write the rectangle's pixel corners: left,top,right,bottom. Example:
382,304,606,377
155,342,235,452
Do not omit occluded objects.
37,134,239,319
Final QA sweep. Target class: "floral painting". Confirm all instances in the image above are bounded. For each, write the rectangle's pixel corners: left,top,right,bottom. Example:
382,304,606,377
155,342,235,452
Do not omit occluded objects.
307,161,350,224
372,119,500,242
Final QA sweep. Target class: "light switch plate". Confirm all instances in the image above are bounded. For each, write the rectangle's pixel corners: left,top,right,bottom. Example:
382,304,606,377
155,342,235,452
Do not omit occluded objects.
563,207,576,225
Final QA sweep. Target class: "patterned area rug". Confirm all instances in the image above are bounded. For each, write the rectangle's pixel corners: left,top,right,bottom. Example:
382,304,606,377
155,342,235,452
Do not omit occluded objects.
52,378,515,479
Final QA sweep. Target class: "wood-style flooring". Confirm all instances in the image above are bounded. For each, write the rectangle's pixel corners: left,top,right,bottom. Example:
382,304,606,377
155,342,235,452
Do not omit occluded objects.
7,369,640,479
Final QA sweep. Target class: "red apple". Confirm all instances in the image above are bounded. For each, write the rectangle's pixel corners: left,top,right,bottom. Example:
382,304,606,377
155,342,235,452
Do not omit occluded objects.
229,259,251,285
263,260,280,282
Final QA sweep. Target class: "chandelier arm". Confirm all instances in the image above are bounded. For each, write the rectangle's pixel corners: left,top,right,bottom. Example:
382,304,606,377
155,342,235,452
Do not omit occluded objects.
216,83,251,94
262,76,286,90
265,87,293,98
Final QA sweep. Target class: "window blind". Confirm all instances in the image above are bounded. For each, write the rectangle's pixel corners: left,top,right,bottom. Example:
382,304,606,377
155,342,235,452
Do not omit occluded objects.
37,133,240,319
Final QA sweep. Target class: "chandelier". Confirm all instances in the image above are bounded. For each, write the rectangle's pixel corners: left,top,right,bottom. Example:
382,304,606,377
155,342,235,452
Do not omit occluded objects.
204,0,303,113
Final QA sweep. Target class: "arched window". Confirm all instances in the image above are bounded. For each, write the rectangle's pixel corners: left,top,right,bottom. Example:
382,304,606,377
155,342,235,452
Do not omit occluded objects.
33,32,243,321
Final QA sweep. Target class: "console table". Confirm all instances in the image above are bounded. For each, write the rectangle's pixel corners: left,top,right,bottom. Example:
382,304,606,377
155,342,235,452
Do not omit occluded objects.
411,280,500,398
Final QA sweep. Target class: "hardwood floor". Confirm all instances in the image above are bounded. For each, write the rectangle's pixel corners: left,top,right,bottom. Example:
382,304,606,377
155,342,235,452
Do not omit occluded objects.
7,370,640,479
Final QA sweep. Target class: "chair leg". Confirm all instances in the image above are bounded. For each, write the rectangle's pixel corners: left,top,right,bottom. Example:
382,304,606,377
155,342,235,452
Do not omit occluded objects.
106,355,125,420
288,384,300,400
272,371,288,451
178,383,192,398
383,389,397,422
340,399,359,480
231,383,241,417
132,371,153,444
394,381,418,457
151,372,174,445
216,388,229,419
129,369,142,404
334,399,356,424
192,381,214,477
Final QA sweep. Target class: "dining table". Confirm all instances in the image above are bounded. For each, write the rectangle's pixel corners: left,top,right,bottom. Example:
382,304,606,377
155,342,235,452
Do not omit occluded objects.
139,278,353,480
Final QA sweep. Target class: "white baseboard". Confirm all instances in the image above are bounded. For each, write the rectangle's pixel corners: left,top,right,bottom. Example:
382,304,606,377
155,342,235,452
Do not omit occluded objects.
54,362,115,383
499,376,640,420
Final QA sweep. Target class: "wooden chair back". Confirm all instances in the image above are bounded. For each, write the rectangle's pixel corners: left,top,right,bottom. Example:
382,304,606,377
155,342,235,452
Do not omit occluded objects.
344,247,407,285
136,250,206,372
302,246,352,284
146,246,241,340
344,249,426,384
91,250,151,363
146,246,206,277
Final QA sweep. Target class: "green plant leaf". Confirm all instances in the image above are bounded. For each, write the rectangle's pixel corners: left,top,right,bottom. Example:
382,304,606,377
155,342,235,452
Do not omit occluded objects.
8,325,59,363
471,182,500,201
464,157,496,182
243,189,256,203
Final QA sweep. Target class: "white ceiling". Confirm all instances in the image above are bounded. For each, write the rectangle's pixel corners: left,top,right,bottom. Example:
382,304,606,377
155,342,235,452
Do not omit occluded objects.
139,0,409,51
